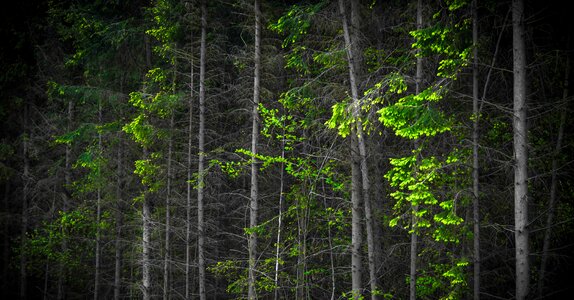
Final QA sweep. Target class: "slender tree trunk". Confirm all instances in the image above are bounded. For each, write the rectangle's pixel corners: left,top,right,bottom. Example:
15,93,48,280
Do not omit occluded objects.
472,1,481,299
197,2,207,299
114,134,123,300
341,0,380,297
94,101,103,300
538,57,568,297
350,133,362,298
339,0,373,297
142,34,153,300
163,113,173,300
274,133,286,300
142,149,152,300
163,67,176,300
186,14,195,300
410,2,423,300
248,1,261,299
512,0,529,298
322,180,337,300
20,103,29,300
58,99,73,300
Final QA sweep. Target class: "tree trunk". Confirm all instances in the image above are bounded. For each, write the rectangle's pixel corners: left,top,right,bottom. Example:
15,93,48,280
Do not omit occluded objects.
274,134,286,300
472,1,481,299
248,0,261,299
350,133,362,298
58,99,73,300
197,2,207,299
114,134,123,300
142,149,152,300
142,34,153,300
538,57,568,297
247,0,261,299
410,2,423,300
186,11,195,300
340,0,378,297
94,101,102,300
163,70,176,300
20,103,29,300
512,0,529,298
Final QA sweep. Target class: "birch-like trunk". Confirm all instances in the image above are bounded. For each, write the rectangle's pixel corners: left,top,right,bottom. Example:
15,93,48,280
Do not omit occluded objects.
185,11,195,300
274,134,286,300
512,0,529,298
163,111,174,300
340,0,380,297
197,2,207,299
142,148,152,300
248,1,261,298
142,34,153,300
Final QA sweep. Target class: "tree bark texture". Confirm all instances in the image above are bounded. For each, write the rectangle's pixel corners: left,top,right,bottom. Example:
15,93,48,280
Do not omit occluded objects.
197,2,207,299
248,0,261,298
512,0,529,298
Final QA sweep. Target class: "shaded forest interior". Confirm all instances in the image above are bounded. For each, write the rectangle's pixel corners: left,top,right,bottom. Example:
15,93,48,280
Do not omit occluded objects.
1,0,573,299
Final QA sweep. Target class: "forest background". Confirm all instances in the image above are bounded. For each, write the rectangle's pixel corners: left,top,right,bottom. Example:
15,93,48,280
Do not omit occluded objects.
1,0,573,299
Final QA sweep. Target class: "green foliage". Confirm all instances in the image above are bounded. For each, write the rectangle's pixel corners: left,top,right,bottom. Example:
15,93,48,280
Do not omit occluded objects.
146,0,183,61
410,1,471,79
72,146,108,193
378,85,451,140
134,157,162,193
268,2,326,48
19,207,107,280
326,100,354,138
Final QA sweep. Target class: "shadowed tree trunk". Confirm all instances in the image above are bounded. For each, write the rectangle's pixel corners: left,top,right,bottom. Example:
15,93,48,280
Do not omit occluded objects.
197,1,207,299
410,2,423,299
512,0,529,298
94,101,102,300
538,56,568,297
20,103,29,300
472,0,481,298
114,133,123,300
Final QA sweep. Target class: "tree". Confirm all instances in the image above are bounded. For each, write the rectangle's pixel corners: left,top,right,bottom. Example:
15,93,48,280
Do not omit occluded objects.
512,0,529,298
197,1,207,299
471,1,481,299
248,0,261,299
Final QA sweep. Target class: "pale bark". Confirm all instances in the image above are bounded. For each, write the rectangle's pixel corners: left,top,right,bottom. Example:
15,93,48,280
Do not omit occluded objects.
350,133,363,298
248,0,261,298
274,135,286,300
538,57,568,297
512,0,529,298
186,11,195,300
340,0,378,297
142,34,153,300
472,0,481,299
163,111,174,300
142,152,152,300
197,2,207,299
